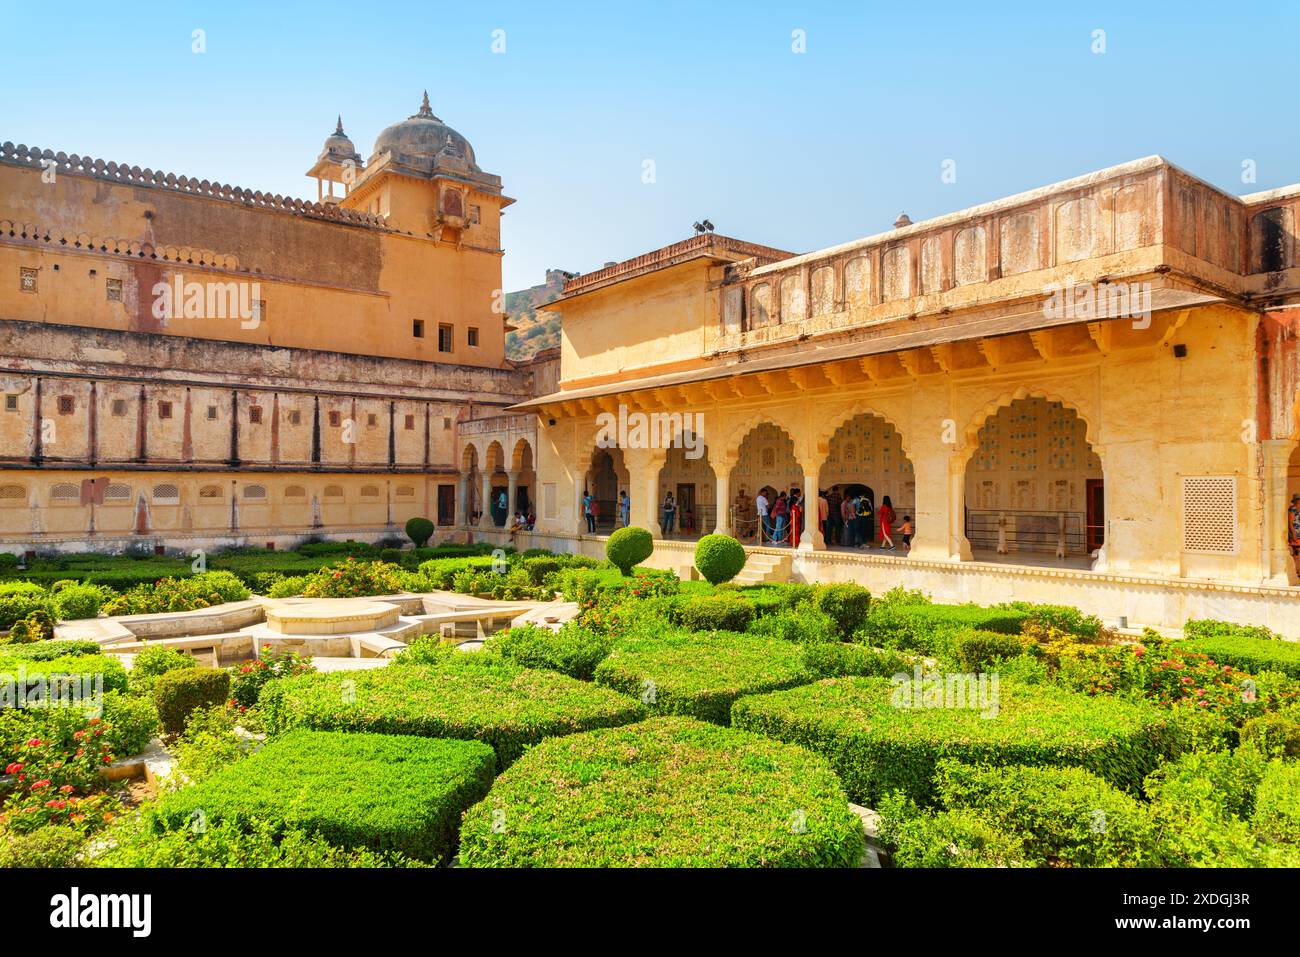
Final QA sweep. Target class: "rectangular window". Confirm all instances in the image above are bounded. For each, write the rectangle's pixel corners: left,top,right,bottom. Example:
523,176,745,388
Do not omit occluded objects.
467,327,479,347
412,319,425,338
206,405,218,420
106,278,123,302
112,399,128,417
469,204,481,225
57,395,74,415
438,324,453,353
252,300,266,324
4,395,17,412
1182,476,1238,554
20,267,37,292
158,401,173,420
328,411,341,428
404,414,416,431
443,417,451,430
249,406,263,424
288,410,302,425
367,413,378,427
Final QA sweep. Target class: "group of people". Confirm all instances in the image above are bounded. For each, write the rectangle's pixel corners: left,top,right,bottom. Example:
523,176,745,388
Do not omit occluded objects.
659,492,696,536
733,486,912,550
1289,493,1300,575
580,489,634,533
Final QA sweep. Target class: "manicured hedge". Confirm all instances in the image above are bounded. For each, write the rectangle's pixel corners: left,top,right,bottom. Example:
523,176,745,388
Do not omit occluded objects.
0,651,129,696
152,667,231,734
606,526,653,575
261,656,644,768
810,583,872,639
1178,633,1300,679
153,730,494,864
858,602,1028,653
732,676,1177,805
483,623,612,680
673,593,755,633
693,534,746,585
594,630,812,725
458,716,863,867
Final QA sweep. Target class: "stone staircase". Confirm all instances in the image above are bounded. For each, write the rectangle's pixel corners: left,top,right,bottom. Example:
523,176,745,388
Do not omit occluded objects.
734,551,793,585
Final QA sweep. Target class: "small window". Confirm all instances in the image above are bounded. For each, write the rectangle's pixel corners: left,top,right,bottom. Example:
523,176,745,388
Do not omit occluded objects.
323,484,344,500
4,395,17,412
0,484,25,504
57,395,75,416
438,324,453,353
19,268,37,293
404,414,416,431
103,483,132,503
249,406,263,424
243,485,267,501
112,399,128,417
158,401,173,420
288,410,302,425
469,204,481,225
396,485,415,499
443,417,451,430
328,411,342,428
106,278,122,302
284,485,306,500
50,483,79,503
360,485,380,499
412,319,425,338
206,405,218,420
152,484,179,504
467,327,479,347
198,485,223,500
367,413,378,428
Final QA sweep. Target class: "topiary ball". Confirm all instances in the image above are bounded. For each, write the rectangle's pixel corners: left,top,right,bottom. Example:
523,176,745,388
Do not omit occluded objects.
405,517,435,548
693,533,746,585
606,526,653,576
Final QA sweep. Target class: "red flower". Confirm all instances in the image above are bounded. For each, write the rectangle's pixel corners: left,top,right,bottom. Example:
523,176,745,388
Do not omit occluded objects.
26,738,42,748
59,784,75,794
4,763,21,774
32,779,50,789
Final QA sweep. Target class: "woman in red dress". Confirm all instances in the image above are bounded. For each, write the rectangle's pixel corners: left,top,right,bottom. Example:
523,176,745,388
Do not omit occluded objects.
878,495,896,550
790,489,803,548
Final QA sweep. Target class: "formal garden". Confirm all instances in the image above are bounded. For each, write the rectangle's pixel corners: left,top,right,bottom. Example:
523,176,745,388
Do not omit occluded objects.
1,525,1299,868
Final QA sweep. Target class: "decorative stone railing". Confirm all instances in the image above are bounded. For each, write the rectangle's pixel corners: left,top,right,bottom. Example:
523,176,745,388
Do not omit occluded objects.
0,141,388,229
0,218,241,270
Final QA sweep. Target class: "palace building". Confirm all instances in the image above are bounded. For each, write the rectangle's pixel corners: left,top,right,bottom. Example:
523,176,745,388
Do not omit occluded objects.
0,93,549,552
512,157,1300,636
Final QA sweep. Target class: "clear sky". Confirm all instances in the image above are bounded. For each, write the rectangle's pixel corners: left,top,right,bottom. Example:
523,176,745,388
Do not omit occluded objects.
3,0,1295,291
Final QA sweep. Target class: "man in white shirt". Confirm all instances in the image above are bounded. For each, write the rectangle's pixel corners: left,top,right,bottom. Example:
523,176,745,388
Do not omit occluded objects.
755,490,770,543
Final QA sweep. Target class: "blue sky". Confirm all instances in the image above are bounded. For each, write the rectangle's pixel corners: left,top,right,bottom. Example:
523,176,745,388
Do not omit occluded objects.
3,0,1295,290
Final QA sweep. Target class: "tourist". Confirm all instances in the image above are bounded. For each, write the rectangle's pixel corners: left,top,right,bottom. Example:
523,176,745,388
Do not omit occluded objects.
662,491,676,536
582,489,595,533
818,490,830,546
826,487,842,545
735,487,753,541
772,491,789,545
841,493,857,547
856,494,874,549
756,488,771,543
790,487,803,548
878,494,896,550
682,507,695,535
1289,494,1300,576
900,515,913,548
619,490,630,527
526,507,536,531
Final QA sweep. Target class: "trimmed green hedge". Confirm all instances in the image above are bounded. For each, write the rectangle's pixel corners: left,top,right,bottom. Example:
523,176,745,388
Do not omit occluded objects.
858,602,1028,653
458,716,864,867
261,656,644,768
153,667,231,734
483,623,612,680
693,534,746,585
594,630,812,725
811,583,872,639
606,526,653,575
732,676,1177,805
1178,633,1300,679
0,651,128,696
673,593,755,633
152,729,494,864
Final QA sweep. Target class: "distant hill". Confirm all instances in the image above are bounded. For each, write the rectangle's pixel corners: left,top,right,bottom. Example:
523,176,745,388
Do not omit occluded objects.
505,269,568,361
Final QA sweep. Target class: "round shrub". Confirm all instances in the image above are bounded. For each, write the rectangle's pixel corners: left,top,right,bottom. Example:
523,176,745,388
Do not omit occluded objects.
458,716,864,867
674,593,755,633
0,582,54,630
405,517,435,548
693,534,746,585
606,526,653,576
50,583,112,622
153,667,231,735
1240,714,1300,759
128,645,196,695
811,583,872,639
